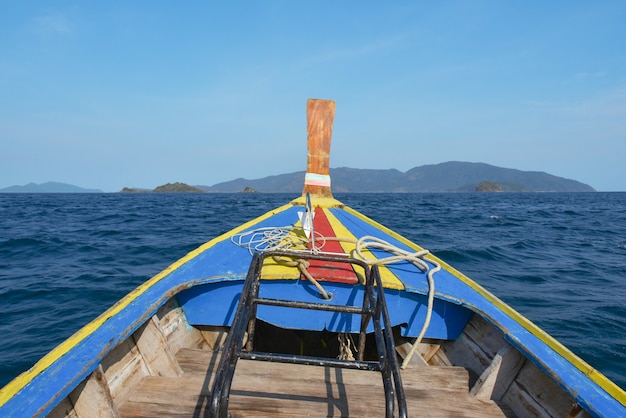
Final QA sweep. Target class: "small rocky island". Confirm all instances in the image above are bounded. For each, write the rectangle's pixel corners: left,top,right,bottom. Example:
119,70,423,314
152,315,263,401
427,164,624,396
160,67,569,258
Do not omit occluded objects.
120,182,205,193
475,181,503,192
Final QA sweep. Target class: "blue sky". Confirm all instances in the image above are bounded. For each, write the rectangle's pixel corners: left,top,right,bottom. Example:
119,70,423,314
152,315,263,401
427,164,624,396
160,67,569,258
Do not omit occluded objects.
1,2,625,192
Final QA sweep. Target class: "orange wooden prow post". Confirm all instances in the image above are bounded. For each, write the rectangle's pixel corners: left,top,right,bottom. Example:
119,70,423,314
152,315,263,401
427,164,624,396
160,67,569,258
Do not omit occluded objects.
302,99,336,198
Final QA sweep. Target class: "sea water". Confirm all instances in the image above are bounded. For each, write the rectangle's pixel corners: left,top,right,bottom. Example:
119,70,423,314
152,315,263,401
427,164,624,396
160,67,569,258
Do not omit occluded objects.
1,192,625,390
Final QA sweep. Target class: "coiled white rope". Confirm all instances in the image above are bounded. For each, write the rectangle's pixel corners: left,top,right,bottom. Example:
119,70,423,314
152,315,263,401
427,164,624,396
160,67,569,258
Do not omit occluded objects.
232,227,440,366
231,226,325,255
231,226,331,299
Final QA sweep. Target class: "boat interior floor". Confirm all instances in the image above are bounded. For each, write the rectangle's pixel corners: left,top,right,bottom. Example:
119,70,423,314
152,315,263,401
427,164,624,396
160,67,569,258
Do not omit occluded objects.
118,347,515,418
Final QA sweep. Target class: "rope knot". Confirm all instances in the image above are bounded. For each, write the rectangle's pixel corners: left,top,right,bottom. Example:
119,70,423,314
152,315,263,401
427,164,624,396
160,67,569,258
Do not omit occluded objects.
296,259,310,269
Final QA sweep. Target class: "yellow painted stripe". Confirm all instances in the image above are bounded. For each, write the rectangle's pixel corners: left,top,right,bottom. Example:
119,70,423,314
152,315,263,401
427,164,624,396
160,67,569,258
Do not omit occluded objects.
323,208,404,290
290,195,344,208
259,219,307,280
255,203,405,289
343,205,626,406
0,203,294,406
260,255,303,279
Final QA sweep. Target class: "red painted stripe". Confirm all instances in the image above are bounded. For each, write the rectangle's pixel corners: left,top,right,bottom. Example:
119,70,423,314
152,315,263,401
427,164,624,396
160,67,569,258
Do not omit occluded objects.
305,208,358,284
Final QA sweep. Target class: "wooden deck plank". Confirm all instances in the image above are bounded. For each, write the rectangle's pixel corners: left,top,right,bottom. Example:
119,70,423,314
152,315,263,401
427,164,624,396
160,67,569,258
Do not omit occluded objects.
176,347,472,393
121,378,508,417
119,348,511,417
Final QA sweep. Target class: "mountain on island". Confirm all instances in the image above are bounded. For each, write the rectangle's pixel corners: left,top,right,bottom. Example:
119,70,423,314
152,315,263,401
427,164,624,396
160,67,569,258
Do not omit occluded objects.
1,162,596,194
120,182,205,193
198,162,595,193
0,182,102,193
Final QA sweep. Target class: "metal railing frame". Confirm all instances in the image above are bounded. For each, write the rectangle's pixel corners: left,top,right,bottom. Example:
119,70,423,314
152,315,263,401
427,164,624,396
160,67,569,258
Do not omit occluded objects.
208,250,407,418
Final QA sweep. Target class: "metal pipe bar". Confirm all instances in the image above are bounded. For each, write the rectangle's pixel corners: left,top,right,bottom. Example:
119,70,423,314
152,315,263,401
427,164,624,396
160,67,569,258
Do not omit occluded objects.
358,266,374,361
373,264,408,418
253,296,372,314
209,254,262,418
260,250,371,271
238,351,382,371
370,296,395,418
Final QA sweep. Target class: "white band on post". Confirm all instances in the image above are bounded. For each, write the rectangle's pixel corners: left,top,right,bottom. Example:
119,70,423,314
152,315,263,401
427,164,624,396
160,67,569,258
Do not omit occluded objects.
304,173,331,187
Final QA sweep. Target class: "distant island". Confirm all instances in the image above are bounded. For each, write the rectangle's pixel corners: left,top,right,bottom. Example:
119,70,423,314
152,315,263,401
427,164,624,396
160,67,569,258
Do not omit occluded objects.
1,162,597,194
197,162,595,193
120,182,205,193
475,181,505,192
0,182,102,193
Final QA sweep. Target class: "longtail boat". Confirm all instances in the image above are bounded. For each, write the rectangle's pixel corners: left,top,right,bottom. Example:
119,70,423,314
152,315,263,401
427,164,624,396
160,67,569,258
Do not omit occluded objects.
1,99,624,417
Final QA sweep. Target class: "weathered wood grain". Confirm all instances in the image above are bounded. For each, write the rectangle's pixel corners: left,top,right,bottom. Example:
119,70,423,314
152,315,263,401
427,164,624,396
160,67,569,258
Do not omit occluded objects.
197,325,229,351
157,298,208,353
101,338,150,407
70,365,119,418
302,98,335,198
133,315,183,377
47,396,79,418
506,360,579,417
119,348,509,417
395,341,428,366
470,345,525,400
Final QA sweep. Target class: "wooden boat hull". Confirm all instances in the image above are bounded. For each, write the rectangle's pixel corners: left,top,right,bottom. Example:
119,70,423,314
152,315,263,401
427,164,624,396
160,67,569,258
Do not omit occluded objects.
1,99,624,417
